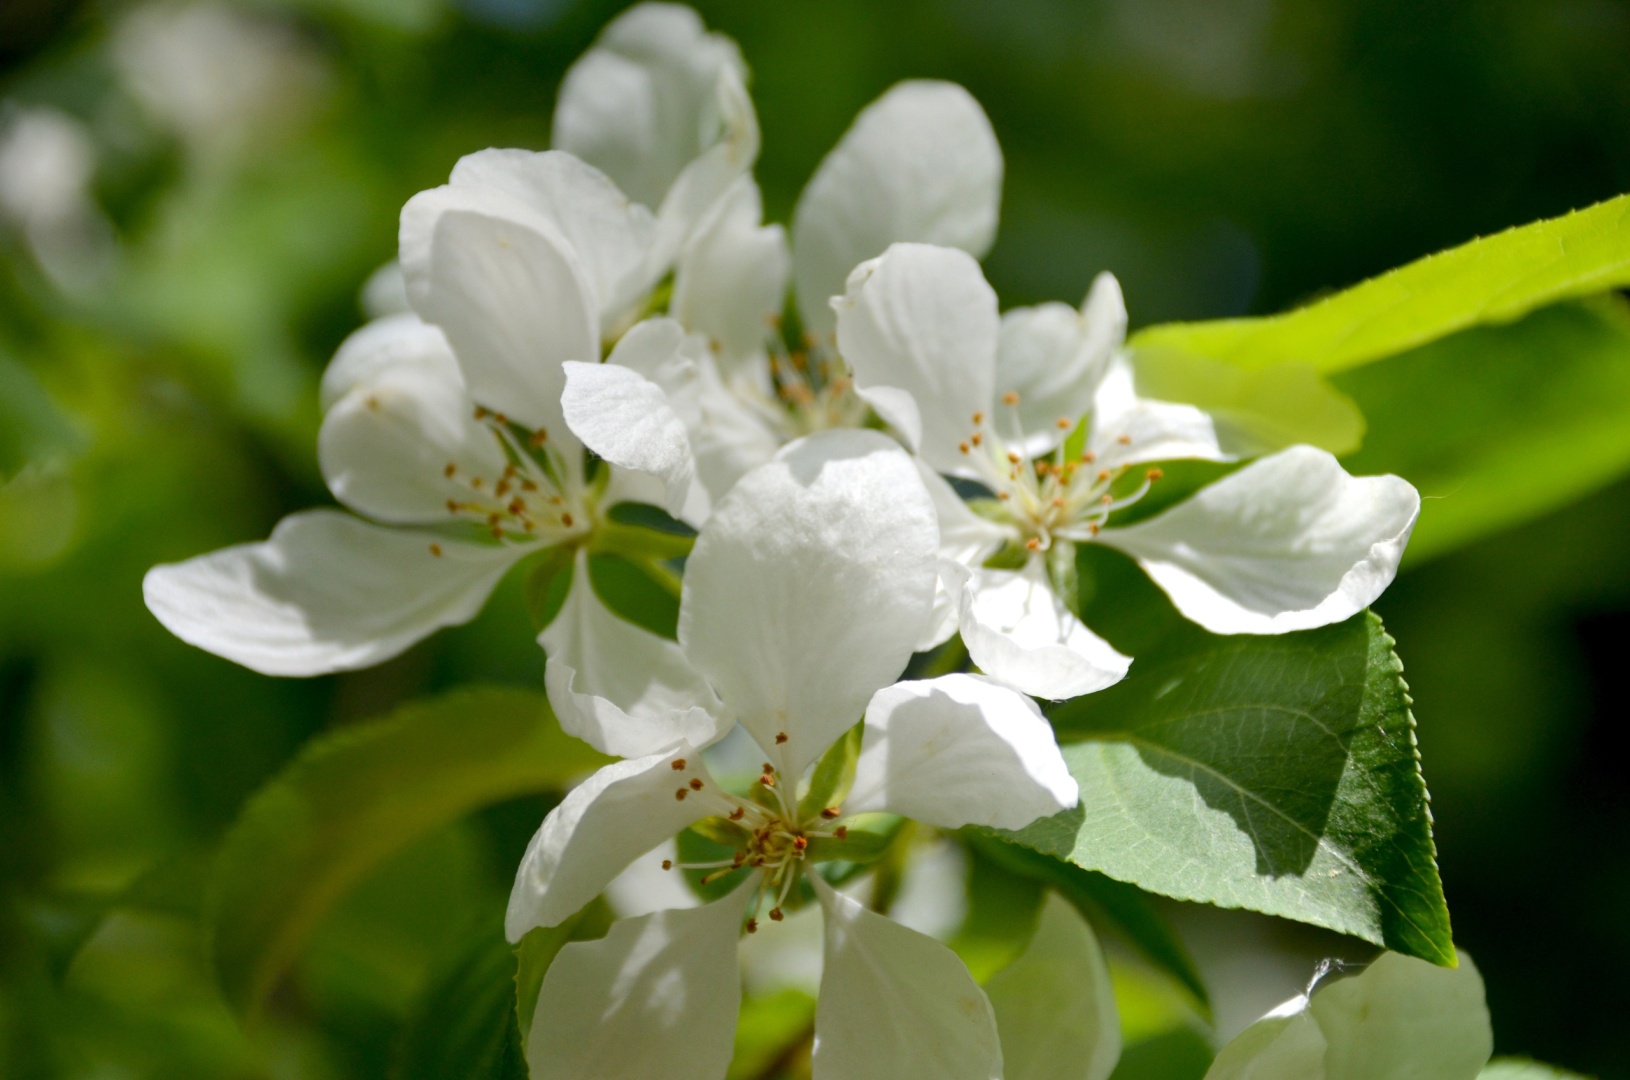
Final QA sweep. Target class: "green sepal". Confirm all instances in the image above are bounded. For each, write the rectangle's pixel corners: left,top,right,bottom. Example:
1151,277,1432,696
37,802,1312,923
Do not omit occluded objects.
522,543,575,630
804,813,903,865
796,722,862,822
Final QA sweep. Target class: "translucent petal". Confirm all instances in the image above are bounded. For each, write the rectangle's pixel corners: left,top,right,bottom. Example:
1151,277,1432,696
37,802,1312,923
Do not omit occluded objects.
916,461,1013,650
811,874,1002,1080
794,81,1002,337
1100,446,1420,634
949,559,1131,700
562,356,695,517
142,510,521,676
541,550,726,759
506,747,733,939
1312,951,1492,1080
678,429,937,777
834,243,999,475
673,176,790,365
1088,355,1228,466
986,894,1121,1080
996,273,1126,456
318,351,507,525
526,881,751,1080
848,674,1077,829
318,313,450,412
419,208,597,441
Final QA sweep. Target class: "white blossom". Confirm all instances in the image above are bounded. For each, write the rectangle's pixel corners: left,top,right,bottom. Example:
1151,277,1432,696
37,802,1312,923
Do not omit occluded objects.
834,242,1420,699
507,429,1085,1080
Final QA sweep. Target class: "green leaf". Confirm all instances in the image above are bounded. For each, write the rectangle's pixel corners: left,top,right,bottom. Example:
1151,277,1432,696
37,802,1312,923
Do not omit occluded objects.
1335,298,1630,563
1131,191,1630,374
587,552,680,639
513,903,607,1045
1130,349,1366,456
522,544,576,629
391,921,527,1080
1480,1060,1594,1080
1108,1028,1214,1080
207,686,610,1017
964,832,1209,1011
1000,611,1454,966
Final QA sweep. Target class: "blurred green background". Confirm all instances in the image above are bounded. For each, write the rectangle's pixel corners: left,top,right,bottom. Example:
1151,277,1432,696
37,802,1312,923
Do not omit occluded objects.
2,0,1628,1077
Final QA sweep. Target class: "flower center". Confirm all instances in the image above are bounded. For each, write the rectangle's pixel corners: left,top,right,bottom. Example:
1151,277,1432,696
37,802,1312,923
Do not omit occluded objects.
767,345,869,437
433,407,591,554
662,747,853,933
958,392,1163,553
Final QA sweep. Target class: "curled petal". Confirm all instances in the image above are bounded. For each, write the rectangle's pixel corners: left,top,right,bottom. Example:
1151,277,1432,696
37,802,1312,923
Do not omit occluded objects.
318,313,452,412
420,208,598,442
678,430,937,777
527,881,752,1080
834,243,999,475
1100,446,1420,634
986,894,1121,1080
849,673,1077,829
142,510,522,676
793,80,1002,337
996,273,1126,456
949,559,1131,701
562,354,695,518
811,873,1002,1080
319,350,507,525
1311,951,1492,1080
506,746,733,939
541,551,726,759
447,148,659,327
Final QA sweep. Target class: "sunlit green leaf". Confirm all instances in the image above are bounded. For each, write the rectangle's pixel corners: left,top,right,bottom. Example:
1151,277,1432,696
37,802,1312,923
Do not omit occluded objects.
1000,610,1454,966
1132,191,1630,374
207,686,609,1017
1336,298,1630,563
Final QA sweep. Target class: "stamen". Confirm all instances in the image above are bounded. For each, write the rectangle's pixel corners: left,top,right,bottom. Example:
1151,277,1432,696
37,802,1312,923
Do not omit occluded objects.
689,778,704,791
729,807,746,821
775,732,789,744
834,826,848,839
428,544,443,557
746,918,759,934
661,859,673,870
529,429,548,448
675,788,689,801
820,807,840,819
671,758,687,770
1146,468,1164,481
1002,391,1020,405
560,513,574,528
443,463,456,478
1056,417,1072,429
1116,433,1132,445
769,908,784,922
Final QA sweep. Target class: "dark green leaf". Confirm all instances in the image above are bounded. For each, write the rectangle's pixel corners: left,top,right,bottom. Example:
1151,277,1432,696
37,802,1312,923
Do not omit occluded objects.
1131,191,1630,374
587,552,680,639
1336,298,1630,563
207,686,610,1017
392,921,527,1080
1000,611,1454,966
1108,1028,1214,1080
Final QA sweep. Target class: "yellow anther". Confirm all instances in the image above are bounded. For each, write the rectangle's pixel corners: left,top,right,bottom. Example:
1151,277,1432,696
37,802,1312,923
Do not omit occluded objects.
661,859,673,870
675,788,689,801
689,778,704,791
671,758,687,770
769,908,784,922
1146,468,1164,481
775,732,789,744
959,442,971,455
429,544,443,557
561,513,574,528
820,807,841,819
729,806,746,821
1116,433,1132,445
834,826,848,840
1056,417,1072,429
972,411,985,425
1002,391,1020,405
443,463,457,478
971,433,983,447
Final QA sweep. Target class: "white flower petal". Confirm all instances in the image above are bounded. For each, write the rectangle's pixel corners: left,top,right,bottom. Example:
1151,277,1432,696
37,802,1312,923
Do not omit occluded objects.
319,313,450,412
673,176,789,365
652,64,761,267
848,674,1076,828
554,3,753,235
950,559,1131,700
1088,355,1228,466
142,510,521,677
1100,447,1421,634
318,351,507,525
527,881,751,1080
447,148,658,327
811,873,1002,1080
1311,951,1492,1080
986,893,1120,1080
419,208,598,440
794,81,1003,337
917,461,1013,650
506,747,732,939
678,429,938,777
687,351,783,506
562,358,695,518
1205,998,1329,1080
997,273,1126,455
359,260,409,320
541,551,726,759
834,243,999,474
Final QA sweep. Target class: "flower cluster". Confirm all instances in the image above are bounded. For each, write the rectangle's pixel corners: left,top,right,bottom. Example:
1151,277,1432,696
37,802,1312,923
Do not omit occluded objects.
139,4,1479,1078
